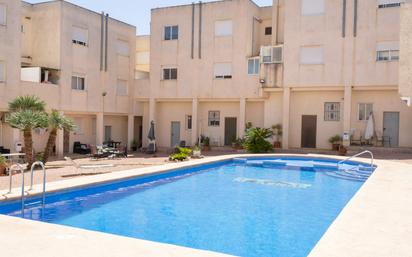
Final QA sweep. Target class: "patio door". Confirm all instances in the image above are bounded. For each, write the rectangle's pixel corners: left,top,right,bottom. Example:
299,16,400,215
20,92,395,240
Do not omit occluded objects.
383,112,399,147
171,122,181,147
301,115,317,148
224,117,237,146
104,126,112,142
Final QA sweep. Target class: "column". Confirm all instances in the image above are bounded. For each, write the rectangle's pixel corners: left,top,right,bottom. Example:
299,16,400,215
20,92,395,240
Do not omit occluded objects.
96,112,104,145
191,98,199,146
149,98,156,125
282,87,290,149
127,114,135,150
239,98,246,138
343,86,352,146
56,112,64,157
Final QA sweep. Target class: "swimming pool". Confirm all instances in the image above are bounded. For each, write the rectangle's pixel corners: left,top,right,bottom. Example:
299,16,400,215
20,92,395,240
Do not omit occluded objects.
0,157,374,257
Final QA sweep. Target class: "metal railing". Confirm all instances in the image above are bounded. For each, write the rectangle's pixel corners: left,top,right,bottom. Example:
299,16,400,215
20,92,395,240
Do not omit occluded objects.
8,164,25,215
338,150,374,168
29,161,47,208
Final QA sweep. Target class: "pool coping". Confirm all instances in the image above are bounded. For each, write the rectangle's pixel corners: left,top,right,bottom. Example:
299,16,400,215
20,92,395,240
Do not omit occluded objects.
0,153,410,257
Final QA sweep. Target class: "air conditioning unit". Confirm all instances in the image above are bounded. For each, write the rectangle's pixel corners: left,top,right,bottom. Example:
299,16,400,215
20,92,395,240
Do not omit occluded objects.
260,45,283,64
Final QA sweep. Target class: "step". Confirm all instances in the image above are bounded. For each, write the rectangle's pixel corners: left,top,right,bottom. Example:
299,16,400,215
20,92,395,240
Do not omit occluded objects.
262,160,287,167
233,158,247,164
335,170,370,179
324,172,367,182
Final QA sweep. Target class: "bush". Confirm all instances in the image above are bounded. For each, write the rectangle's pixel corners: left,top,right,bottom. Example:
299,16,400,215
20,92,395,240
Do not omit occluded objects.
243,127,274,153
328,135,342,144
169,147,192,161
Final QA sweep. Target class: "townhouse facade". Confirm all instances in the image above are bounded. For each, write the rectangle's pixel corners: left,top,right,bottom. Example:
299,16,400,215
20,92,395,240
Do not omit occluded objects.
0,0,137,155
135,0,412,149
1,0,412,156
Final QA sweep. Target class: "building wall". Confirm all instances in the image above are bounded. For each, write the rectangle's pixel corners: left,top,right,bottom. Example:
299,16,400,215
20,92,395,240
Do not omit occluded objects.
399,1,412,102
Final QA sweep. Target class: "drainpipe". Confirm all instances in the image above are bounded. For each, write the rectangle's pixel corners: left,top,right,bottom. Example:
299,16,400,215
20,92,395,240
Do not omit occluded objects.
191,3,195,59
198,1,202,59
100,12,105,71
105,14,109,71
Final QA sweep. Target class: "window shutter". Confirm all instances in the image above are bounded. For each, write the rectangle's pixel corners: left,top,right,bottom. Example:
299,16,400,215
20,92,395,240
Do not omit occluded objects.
215,20,233,36
0,4,6,25
117,40,130,56
378,0,404,4
300,46,324,64
0,62,5,82
302,0,325,15
376,41,400,51
214,63,232,77
117,80,128,96
72,26,88,44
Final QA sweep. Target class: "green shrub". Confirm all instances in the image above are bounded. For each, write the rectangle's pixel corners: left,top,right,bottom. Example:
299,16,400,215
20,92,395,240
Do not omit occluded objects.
328,135,342,144
243,127,274,153
169,147,192,161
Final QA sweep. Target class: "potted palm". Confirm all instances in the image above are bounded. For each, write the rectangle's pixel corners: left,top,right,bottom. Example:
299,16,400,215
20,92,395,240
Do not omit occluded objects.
131,139,138,152
0,156,8,176
203,137,210,151
192,144,201,158
328,135,342,151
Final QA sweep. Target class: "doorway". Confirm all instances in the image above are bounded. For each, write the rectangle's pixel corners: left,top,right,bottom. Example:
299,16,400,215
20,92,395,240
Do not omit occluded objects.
104,126,112,142
383,112,400,147
171,121,181,147
301,115,317,148
224,117,237,146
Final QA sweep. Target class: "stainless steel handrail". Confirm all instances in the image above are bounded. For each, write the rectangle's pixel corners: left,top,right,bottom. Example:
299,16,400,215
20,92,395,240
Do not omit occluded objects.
337,150,374,168
8,164,25,215
29,161,46,208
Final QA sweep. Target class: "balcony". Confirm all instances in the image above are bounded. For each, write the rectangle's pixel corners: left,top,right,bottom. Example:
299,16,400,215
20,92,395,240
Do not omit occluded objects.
21,67,60,85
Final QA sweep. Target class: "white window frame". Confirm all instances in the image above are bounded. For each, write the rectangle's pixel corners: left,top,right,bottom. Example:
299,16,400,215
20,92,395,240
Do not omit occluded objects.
0,61,5,83
0,4,6,26
247,57,260,75
186,115,192,130
71,75,86,91
208,111,220,127
164,25,178,41
300,46,324,65
301,0,325,16
324,102,341,121
116,79,128,96
376,41,400,62
358,103,373,121
215,20,233,37
117,39,130,56
72,26,88,46
378,0,403,8
214,63,232,79
162,68,178,80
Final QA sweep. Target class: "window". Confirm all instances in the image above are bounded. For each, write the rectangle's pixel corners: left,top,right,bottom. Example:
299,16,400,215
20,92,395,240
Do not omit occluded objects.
163,68,178,80
116,79,128,96
358,103,373,121
215,20,233,37
117,40,130,56
208,111,220,127
324,103,341,121
164,26,178,40
300,46,324,65
376,41,399,61
378,0,403,8
72,26,88,46
214,63,232,79
265,27,272,35
71,75,85,90
248,58,260,75
0,4,6,26
186,115,192,130
0,61,5,82
302,0,325,15
261,46,283,64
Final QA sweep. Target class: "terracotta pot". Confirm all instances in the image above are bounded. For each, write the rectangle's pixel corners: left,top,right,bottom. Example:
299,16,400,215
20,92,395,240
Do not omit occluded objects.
203,145,210,151
332,143,340,151
273,141,282,149
0,166,6,176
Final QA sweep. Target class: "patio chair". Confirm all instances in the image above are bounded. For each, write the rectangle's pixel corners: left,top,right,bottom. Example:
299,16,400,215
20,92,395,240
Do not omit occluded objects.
89,145,109,159
64,157,114,174
350,134,364,146
114,144,128,158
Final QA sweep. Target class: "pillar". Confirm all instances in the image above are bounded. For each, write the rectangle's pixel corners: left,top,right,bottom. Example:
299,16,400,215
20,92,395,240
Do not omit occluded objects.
282,87,290,149
343,86,352,146
149,98,156,125
239,98,246,138
127,114,134,150
56,111,64,157
191,98,199,146
96,112,104,145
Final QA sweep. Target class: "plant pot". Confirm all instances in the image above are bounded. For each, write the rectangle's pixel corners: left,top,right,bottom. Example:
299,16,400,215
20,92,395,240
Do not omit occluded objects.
203,145,210,151
193,150,201,157
332,143,340,151
273,141,282,149
131,146,137,152
338,145,347,156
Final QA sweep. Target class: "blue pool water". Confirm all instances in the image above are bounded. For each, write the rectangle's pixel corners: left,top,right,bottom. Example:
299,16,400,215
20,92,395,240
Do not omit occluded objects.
0,157,372,257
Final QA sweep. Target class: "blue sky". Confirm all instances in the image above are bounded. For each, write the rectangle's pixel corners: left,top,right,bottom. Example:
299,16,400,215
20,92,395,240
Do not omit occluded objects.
26,0,273,35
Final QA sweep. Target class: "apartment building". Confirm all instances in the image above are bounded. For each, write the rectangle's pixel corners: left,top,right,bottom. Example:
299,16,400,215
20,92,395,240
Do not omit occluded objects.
135,0,412,149
0,0,137,155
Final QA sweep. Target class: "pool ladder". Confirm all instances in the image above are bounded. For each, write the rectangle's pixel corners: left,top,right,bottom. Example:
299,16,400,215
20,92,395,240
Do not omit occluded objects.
8,161,47,215
337,150,374,171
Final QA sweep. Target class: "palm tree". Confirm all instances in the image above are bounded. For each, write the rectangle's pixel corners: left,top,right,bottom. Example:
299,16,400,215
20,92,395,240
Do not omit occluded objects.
7,96,48,167
43,110,75,163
